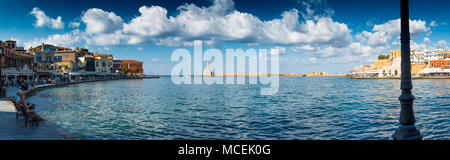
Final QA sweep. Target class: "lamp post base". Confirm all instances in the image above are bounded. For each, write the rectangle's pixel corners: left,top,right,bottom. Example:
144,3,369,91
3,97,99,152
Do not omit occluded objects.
392,126,423,140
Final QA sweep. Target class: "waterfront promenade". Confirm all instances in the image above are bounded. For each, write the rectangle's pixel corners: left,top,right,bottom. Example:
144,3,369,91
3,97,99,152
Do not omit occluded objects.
0,100,80,140
349,76,450,79
0,76,154,140
0,84,81,140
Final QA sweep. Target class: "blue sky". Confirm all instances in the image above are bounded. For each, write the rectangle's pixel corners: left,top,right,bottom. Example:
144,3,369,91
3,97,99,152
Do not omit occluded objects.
0,0,448,74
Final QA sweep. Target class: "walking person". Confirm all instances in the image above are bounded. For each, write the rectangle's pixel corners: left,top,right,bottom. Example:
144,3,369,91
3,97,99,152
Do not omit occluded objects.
13,76,17,88
20,82,29,91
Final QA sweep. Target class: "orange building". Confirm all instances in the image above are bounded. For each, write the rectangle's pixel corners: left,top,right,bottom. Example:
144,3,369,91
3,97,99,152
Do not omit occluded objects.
429,60,450,68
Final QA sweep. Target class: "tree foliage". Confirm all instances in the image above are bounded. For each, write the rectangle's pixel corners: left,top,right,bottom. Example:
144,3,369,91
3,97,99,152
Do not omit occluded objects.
121,64,128,75
134,64,141,74
378,54,389,60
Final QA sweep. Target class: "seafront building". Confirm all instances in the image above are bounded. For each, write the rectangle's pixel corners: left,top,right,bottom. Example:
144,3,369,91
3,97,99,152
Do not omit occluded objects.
14,53,34,71
29,44,78,72
419,57,450,76
113,60,144,76
423,50,439,62
76,48,95,72
0,40,146,85
0,40,15,68
78,54,96,72
411,50,425,64
93,54,113,73
3,41,34,69
430,59,450,68
389,49,401,61
352,49,447,77
437,50,450,59
0,40,36,81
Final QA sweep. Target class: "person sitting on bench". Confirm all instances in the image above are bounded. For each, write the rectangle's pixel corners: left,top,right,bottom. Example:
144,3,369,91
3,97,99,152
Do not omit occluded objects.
15,91,22,102
19,94,36,113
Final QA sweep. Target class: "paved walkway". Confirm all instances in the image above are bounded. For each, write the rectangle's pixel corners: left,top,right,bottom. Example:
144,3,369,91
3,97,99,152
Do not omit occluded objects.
0,84,81,140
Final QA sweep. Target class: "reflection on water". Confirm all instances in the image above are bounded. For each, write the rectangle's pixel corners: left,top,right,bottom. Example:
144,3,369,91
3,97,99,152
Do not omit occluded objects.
28,77,449,140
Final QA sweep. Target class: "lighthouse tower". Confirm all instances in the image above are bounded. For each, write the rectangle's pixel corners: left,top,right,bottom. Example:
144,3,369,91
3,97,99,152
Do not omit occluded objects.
203,61,213,76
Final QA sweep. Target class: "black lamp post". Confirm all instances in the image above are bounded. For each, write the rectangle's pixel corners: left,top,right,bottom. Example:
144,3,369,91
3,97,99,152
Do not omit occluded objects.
0,45,3,98
391,0,422,140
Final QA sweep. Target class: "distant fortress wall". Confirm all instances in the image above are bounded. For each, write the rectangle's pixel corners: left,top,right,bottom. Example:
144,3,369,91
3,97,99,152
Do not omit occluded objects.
213,73,346,77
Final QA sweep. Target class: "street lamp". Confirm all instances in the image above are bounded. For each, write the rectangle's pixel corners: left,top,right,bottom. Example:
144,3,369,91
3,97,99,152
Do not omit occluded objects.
0,45,3,98
391,0,422,140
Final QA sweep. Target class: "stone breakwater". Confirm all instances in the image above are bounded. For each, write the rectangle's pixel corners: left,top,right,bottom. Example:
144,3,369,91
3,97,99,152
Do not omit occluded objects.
24,78,132,98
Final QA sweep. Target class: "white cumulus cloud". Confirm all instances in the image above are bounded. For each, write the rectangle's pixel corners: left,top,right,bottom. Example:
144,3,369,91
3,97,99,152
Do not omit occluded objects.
30,7,64,29
81,8,123,34
76,0,352,48
24,29,80,49
356,18,430,49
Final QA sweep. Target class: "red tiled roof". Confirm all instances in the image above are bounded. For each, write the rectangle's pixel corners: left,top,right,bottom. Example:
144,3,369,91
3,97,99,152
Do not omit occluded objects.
14,53,34,57
55,46,70,50
114,60,143,63
94,54,113,58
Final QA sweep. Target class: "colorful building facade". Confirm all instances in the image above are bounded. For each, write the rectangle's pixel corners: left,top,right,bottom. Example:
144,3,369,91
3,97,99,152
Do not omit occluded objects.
29,44,78,71
1,40,34,70
430,59,450,69
94,54,113,73
389,49,401,61
113,60,143,75
1,40,17,68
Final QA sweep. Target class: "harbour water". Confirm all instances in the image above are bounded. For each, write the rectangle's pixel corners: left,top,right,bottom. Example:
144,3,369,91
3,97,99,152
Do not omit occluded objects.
27,77,449,140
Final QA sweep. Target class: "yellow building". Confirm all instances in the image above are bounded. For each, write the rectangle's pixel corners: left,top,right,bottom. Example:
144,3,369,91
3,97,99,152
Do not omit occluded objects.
30,44,78,71
380,57,426,77
371,59,391,70
54,50,77,71
437,50,450,59
389,49,401,61
411,64,426,75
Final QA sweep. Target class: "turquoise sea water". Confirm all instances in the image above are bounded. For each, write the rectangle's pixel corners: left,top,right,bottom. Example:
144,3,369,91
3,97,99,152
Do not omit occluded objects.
28,77,449,140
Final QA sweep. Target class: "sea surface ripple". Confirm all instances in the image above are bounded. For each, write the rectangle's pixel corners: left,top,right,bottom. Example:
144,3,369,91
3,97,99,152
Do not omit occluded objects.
28,77,449,140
